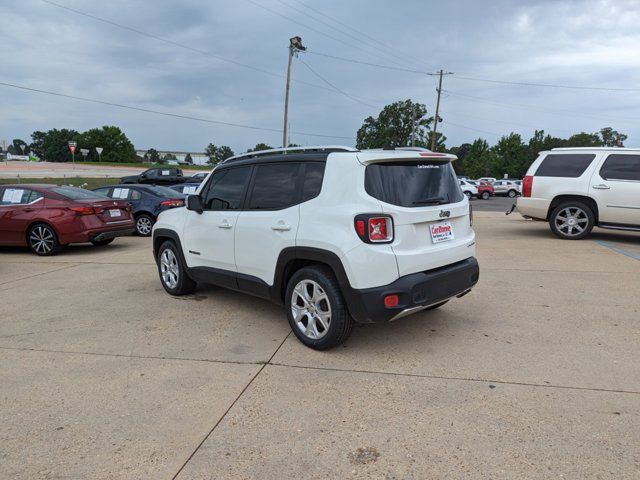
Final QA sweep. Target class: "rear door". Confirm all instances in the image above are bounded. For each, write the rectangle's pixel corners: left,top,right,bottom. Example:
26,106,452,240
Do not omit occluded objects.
590,153,640,225
362,157,475,276
0,188,44,244
234,162,303,286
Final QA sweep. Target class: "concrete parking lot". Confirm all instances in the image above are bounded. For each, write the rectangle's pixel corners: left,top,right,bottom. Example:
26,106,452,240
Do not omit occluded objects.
1,213,639,479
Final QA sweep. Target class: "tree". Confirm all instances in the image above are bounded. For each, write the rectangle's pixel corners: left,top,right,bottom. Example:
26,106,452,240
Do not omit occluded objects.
462,139,499,179
8,139,28,155
184,153,193,164
205,143,235,166
599,127,627,147
448,142,472,175
492,132,528,178
162,153,177,162
29,129,79,162
567,132,601,147
356,99,433,149
247,142,272,152
146,148,160,163
77,126,136,163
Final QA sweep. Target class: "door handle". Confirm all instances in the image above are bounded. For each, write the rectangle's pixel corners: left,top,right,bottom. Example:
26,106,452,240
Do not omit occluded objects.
23,208,36,212
218,221,233,229
271,223,291,231
592,184,611,190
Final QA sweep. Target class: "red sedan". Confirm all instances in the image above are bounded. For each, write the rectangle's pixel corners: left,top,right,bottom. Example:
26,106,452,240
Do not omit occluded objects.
0,184,135,256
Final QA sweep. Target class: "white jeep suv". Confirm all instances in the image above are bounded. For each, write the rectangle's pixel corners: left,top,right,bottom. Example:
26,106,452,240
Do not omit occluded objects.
517,147,640,239
152,146,479,349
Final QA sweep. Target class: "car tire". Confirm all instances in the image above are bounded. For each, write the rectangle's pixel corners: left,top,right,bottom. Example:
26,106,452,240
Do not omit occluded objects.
28,223,61,256
135,214,154,237
285,266,354,350
91,238,114,247
157,240,196,295
507,189,517,198
425,299,449,310
481,191,490,200
549,202,595,240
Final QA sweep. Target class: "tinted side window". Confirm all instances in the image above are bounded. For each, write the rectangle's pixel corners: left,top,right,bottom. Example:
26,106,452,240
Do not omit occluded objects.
203,167,251,210
535,154,595,178
302,163,325,202
600,155,640,181
248,163,302,210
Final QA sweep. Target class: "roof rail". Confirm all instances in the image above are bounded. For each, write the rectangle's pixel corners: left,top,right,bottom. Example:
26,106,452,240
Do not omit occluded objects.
222,145,358,164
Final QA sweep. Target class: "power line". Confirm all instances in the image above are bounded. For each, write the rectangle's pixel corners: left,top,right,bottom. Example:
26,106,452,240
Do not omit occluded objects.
273,0,416,70
296,58,380,110
307,50,429,74
40,0,338,96
444,89,640,125
243,0,411,70
290,0,419,66
441,121,502,137
0,81,354,140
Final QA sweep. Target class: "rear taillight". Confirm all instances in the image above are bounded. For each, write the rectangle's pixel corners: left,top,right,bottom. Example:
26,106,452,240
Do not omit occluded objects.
69,206,96,216
160,199,185,207
523,176,533,197
354,215,394,243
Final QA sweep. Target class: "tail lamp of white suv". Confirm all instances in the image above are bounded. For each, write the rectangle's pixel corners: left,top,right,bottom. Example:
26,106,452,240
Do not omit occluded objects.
354,214,394,243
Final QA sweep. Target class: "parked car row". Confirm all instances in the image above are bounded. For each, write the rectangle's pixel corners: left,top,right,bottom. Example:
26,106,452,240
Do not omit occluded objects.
120,167,208,186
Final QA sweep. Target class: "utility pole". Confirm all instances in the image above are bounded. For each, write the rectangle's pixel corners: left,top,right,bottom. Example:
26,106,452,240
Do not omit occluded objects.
410,105,418,147
429,69,453,151
283,36,306,148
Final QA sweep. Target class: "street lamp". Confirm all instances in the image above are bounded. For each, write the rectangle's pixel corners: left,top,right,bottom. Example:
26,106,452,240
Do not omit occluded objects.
96,147,103,162
68,141,77,169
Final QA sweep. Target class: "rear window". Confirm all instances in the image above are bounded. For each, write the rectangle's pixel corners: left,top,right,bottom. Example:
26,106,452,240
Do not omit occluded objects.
302,162,325,202
535,154,595,178
142,185,185,197
365,161,463,207
599,155,640,181
51,187,109,200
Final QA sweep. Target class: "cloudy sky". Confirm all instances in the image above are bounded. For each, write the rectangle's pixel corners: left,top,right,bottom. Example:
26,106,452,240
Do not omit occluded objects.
1,0,639,155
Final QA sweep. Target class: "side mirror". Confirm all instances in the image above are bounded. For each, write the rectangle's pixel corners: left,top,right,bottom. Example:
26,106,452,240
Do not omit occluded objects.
186,195,203,214
140,173,147,179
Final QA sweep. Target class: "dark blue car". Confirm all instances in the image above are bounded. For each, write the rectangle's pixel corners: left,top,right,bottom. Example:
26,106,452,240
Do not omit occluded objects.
92,184,185,236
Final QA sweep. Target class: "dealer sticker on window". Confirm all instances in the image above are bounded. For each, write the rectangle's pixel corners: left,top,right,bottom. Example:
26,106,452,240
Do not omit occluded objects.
430,221,455,243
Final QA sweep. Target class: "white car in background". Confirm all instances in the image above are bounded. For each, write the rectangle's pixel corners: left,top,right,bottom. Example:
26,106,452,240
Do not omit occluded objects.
492,179,521,198
517,147,640,239
459,179,479,198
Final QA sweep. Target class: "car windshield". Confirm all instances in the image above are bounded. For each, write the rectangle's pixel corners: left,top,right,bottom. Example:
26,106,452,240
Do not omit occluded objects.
365,161,464,207
142,185,185,197
52,186,109,200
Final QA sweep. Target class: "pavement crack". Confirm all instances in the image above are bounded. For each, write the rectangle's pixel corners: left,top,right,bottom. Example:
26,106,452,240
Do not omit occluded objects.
268,362,640,396
170,330,293,480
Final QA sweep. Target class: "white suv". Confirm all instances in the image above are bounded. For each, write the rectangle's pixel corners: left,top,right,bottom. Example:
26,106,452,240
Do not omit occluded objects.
459,179,479,198
152,146,479,349
517,147,640,239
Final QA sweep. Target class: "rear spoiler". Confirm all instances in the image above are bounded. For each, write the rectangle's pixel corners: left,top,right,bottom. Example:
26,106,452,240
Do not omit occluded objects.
356,150,457,165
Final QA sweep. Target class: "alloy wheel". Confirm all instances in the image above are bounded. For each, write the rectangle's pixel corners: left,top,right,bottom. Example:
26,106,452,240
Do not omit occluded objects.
160,248,179,289
290,279,332,340
29,226,55,255
136,216,153,235
554,207,589,237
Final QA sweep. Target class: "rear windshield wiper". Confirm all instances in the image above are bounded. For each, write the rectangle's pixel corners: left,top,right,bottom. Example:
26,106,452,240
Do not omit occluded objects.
412,197,447,205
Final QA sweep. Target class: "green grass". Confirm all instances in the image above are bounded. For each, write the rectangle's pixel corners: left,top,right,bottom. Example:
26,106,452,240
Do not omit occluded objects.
0,177,121,190
76,161,211,170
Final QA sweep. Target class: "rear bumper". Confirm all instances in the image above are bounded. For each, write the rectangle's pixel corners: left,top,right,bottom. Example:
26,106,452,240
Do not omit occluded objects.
516,197,550,220
344,257,479,323
90,228,135,242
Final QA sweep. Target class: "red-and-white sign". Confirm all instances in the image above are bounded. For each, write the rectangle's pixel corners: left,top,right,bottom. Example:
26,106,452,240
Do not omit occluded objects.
68,141,77,154
430,221,455,244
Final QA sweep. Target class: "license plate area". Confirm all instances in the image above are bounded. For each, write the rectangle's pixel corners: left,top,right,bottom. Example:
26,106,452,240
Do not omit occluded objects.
430,221,454,243
109,209,122,218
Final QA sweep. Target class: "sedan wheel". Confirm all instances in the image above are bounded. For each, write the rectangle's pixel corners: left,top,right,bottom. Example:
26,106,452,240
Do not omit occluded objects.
136,215,154,236
28,224,60,256
508,189,517,198
481,191,490,200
